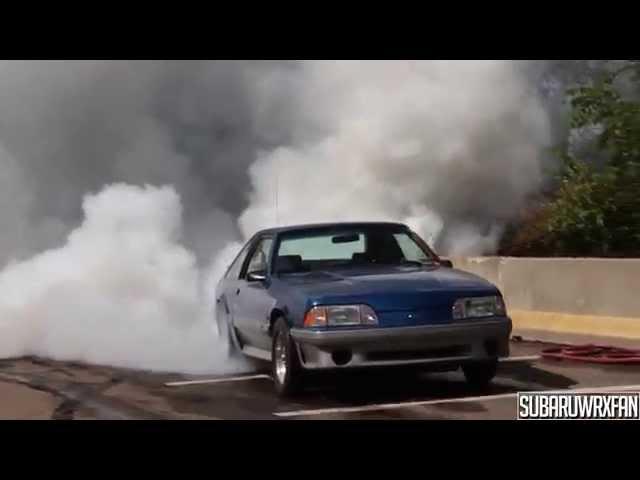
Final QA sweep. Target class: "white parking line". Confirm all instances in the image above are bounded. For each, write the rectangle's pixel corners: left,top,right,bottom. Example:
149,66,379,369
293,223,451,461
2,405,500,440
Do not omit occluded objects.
500,355,541,362
165,374,271,387
274,383,640,417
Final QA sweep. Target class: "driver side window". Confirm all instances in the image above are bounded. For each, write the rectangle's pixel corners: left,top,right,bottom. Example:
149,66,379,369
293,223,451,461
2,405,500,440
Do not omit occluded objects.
243,237,273,278
225,244,250,280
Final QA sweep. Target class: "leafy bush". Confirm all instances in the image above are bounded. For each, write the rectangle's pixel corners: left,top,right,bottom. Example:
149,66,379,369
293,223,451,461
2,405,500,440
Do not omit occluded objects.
500,61,640,257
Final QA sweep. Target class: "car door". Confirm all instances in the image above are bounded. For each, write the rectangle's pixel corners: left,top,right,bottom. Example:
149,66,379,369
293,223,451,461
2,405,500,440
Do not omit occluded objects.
233,235,276,350
216,240,253,337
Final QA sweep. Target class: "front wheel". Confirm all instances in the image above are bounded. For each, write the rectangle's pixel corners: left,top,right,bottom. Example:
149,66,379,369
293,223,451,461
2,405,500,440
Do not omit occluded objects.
462,359,498,390
272,317,304,396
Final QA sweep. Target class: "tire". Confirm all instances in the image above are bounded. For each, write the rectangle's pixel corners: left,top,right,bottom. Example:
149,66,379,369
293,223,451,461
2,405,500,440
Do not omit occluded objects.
462,359,498,390
271,317,304,397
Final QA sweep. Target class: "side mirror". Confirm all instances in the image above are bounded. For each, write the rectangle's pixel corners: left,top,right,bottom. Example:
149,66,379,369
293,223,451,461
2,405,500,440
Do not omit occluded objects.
439,259,453,268
247,271,267,282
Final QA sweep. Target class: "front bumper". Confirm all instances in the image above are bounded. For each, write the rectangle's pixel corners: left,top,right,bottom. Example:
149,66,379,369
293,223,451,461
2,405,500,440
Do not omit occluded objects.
290,317,512,370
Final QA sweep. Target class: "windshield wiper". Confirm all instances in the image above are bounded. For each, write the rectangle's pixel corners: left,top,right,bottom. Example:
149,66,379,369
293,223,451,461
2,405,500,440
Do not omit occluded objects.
398,260,434,267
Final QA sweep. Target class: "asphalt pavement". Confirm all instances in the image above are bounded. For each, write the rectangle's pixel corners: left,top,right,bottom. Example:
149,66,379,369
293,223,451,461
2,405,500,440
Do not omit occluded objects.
1,337,639,419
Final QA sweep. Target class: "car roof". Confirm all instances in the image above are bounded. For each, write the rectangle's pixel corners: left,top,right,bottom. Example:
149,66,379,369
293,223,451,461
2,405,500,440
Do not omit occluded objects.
254,221,409,237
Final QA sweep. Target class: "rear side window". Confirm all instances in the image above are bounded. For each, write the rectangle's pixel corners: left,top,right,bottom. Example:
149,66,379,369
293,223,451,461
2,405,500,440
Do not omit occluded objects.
279,233,365,260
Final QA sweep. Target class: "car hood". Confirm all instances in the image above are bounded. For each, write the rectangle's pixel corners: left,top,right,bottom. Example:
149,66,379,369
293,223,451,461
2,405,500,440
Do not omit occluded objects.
277,265,499,320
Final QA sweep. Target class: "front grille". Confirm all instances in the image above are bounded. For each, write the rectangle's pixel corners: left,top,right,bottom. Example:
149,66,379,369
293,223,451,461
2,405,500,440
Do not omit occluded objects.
366,345,471,362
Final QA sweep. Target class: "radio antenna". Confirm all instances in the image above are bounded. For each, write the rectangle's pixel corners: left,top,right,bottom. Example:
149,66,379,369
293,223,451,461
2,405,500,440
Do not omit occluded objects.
274,168,279,226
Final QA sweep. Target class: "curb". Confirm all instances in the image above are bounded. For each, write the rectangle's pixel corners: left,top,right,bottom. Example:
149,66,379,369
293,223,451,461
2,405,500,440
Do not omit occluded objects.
510,309,640,341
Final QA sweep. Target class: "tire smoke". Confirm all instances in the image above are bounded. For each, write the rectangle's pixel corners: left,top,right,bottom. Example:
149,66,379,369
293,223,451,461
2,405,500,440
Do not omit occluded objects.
0,183,249,373
0,61,557,372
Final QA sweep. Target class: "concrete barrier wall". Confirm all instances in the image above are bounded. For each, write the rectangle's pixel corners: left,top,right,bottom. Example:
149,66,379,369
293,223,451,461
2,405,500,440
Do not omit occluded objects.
451,257,640,339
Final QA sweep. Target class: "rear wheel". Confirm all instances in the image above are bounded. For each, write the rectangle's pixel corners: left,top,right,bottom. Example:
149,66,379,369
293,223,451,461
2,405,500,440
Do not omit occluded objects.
272,317,304,396
462,359,498,390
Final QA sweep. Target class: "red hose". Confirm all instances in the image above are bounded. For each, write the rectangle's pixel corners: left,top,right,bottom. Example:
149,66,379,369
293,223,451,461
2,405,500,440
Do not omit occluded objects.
541,344,640,364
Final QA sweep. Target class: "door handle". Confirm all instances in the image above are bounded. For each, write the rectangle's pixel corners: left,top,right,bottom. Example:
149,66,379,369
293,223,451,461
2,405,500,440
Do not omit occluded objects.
235,288,240,295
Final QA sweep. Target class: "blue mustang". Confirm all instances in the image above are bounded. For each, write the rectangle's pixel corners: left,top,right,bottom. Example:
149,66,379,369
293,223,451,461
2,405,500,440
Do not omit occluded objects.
215,222,512,396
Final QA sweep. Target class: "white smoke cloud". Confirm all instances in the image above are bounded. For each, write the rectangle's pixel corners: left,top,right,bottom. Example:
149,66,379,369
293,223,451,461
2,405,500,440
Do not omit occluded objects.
0,60,558,373
0,183,248,374
238,61,551,254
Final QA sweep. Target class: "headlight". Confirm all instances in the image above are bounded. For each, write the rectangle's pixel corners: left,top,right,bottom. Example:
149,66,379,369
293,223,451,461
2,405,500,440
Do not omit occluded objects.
304,304,378,327
452,296,506,320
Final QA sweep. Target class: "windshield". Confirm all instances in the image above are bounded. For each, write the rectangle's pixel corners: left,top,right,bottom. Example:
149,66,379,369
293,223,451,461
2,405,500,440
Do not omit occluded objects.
273,226,438,274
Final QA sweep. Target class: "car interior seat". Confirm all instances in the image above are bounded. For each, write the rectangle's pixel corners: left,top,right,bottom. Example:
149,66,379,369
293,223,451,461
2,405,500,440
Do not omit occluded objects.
275,255,304,273
351,252,371,263
365,233,405,264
